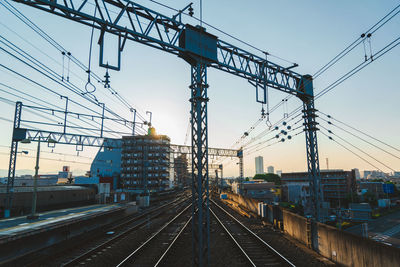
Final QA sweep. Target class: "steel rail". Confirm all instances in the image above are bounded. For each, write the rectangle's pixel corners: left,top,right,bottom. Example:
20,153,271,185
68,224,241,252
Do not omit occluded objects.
116,203,192,266
211,199,296,267
61,195,190,266
210,207,256,266
154,215,192,267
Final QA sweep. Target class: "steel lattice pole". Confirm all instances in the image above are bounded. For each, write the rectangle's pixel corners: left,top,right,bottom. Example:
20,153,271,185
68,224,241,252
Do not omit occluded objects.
190,62,209,266
5,101,22,218
300,75,322,251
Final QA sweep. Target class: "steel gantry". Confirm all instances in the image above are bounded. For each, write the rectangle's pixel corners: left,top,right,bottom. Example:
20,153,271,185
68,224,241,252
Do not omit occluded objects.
10,0,322,264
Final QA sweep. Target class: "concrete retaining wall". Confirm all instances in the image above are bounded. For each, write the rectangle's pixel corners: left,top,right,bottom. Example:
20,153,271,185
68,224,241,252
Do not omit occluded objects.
317,222,400,267
282,209,310,246
226,192,259,214
224,192,400,267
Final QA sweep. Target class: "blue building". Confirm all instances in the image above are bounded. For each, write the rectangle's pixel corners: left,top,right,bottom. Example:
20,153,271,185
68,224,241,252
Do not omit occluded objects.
90,139,122,178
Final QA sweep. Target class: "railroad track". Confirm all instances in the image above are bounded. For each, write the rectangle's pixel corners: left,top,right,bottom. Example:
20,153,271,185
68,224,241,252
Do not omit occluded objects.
60,193,191,266
116,203,192,266
211,199,295,267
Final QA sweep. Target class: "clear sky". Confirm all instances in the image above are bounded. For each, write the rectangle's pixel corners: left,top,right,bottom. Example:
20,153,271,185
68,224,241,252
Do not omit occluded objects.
0,0,399,177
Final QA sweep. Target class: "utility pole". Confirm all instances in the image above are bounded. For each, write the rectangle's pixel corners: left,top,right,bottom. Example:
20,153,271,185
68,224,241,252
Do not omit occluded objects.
27,137,40,220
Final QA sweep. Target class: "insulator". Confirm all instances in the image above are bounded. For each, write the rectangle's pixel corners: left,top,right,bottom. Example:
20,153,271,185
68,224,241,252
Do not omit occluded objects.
288,135,292,140
328,130,332,134
275,135,279,138
244,132,249,136
275,126,279,130
328,121,332,125
281,138,285,142
283,121,287,126
283,131,287,135
281,130,285,133
287,126,291,130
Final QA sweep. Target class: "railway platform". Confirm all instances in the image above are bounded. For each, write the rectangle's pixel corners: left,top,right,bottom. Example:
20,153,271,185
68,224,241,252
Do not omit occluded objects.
0,202,137,264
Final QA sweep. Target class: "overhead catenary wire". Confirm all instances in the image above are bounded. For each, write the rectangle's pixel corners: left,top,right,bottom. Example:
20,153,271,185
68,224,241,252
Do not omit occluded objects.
318,111,400,154
319,124,395,172
0,21,143,119
0,59,143,135
246,130,304,156
313,3,400,78
318,114,400,160
250,32,400,154
0,35,146,135
315,34,400,100
1,0,148,123
0,79,142,137
319,131,383,172
232,4,400,150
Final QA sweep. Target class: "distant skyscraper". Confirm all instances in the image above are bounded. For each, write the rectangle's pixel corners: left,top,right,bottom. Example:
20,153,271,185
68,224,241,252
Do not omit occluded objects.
276,170,282,177
267,166,274,174
353,168,361,179
255,156,264,175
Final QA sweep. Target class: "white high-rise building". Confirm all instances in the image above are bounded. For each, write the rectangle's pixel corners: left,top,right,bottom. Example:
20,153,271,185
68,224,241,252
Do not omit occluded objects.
255,156,264,175
267,166,274,174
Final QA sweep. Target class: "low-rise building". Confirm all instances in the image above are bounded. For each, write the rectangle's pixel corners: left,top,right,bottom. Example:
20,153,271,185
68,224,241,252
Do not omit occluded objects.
232,181,277,203
358,181,385,198
281,169,357,207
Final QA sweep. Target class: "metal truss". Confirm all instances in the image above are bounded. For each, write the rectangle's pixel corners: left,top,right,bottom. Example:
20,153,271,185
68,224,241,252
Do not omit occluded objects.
24,129,120,148
13,0,306,95
170,144,239,157
190,62,209,266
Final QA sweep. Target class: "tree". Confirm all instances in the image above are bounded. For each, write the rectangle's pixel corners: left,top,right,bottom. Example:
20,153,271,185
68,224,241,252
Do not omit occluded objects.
363,192,378,207
253,173,281,185
343,192,360,207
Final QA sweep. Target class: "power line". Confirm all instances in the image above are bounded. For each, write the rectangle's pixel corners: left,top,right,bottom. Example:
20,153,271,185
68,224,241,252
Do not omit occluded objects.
320,124,395,172
0,144,94,160
319,111,400,154
0,81,124,137
0,152,92,165
313,3,400,79
0,21,143,121
319,131,383,172
1,0,148,122
316,34,400,99
235,4,400,150
318,115,400,161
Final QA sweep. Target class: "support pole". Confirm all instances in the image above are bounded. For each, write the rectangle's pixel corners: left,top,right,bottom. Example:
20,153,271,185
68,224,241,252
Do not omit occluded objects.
27,137,40,220
238,148,243,179
132,108,137,136
5,101,22,218
100,103,105,138
300,75,322,251
190,62,209,267
63,96,69,134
